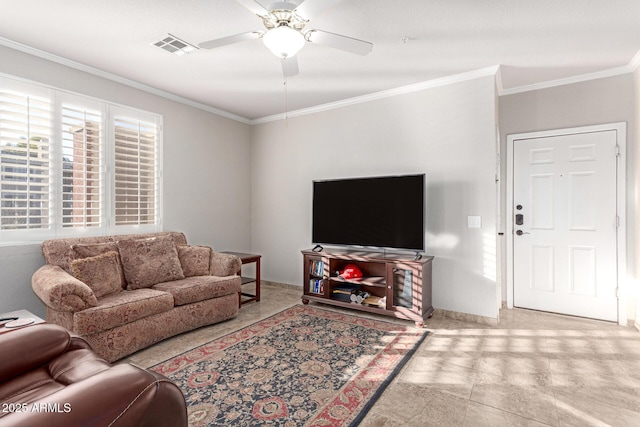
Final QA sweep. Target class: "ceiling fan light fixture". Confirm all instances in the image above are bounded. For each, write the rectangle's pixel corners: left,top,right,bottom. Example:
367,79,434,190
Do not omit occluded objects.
263,24,305,58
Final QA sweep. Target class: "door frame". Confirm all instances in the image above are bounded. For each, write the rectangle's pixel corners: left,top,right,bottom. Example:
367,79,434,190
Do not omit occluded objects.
506,123,627,324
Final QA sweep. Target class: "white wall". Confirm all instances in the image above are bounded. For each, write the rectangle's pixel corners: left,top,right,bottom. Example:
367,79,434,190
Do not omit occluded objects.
499,74,638,322
7,41,633,325
251,76,499,319
0,45,252,317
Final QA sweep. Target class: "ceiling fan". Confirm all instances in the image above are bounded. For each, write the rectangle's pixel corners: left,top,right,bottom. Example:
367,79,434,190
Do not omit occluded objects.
198,0,373,77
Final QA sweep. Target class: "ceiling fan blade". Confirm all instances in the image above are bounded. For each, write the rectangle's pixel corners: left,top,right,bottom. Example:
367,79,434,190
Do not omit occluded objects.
281,57,299,78
234,0,269,16
306,30,372,55
295,0,344,20
199,32,263,50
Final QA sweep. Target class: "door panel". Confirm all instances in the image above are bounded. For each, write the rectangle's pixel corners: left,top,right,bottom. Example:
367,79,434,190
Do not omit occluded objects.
530,174,554,229
569,172,596,230
531,245,554,292
569,246,596,296
513,130,618,321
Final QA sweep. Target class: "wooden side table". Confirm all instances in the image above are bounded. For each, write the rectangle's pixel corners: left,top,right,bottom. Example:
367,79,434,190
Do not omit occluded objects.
222,251,261,307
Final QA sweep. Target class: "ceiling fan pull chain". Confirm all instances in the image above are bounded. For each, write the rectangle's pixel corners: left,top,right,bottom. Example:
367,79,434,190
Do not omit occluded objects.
284,66,289,120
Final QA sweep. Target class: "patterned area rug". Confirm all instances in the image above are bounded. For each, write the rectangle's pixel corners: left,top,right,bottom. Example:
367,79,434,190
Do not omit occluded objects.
151,305,427,426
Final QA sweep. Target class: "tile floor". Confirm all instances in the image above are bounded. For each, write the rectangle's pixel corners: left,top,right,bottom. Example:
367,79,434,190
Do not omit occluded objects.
125,282,640,427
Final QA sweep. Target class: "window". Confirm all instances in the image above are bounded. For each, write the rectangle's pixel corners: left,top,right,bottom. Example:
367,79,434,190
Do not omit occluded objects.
114,115,158,226
61,103,102,228
0,89,52,231
0,76,162,244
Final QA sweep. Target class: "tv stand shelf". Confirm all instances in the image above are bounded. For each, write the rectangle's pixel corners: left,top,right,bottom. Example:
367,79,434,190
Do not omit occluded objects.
301,248,434,326
332,276,387,288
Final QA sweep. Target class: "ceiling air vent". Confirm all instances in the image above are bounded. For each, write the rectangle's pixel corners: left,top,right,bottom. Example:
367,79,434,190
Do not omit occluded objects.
153,34,198,56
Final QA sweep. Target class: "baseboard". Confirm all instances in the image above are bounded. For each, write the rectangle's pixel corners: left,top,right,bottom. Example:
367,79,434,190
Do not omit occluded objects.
261,280,300,291
432,308,498,327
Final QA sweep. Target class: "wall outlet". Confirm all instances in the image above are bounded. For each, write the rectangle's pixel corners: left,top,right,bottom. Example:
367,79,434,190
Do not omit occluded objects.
467,216,482,228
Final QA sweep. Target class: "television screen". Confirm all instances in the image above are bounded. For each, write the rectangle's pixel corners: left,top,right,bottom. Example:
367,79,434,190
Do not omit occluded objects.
312,174,425,251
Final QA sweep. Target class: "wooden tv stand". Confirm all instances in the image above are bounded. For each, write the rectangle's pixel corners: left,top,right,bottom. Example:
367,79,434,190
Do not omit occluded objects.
301,248,433,327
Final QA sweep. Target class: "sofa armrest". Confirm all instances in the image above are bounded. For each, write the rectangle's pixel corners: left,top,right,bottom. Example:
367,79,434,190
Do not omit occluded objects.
67,332,94,352
209,252,241,277
0,324,71,382
0,364,187,427
32,264,98,312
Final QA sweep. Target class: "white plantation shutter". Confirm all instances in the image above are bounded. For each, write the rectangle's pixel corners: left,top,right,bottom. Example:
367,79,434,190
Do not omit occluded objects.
0,76,161,243
61,104,102,228
114,116,158,226
0,89,52,230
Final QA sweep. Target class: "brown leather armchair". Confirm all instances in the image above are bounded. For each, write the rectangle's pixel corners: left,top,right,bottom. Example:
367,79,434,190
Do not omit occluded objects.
0,324,187,427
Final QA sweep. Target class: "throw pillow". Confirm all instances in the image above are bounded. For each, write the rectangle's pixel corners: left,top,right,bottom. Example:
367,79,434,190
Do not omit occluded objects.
177,245,212,277
117,236,185,289
72,242,126,289
71,251,124,299
72,242,119,258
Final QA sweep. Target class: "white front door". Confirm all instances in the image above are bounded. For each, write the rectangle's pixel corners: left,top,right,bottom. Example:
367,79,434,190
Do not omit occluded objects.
512,130,619,321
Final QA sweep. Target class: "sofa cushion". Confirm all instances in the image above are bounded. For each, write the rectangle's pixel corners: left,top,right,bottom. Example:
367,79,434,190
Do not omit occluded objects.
153,276,240,306
73,289,174,335
177,245,212,277
117,235,185,290
71,251,123,298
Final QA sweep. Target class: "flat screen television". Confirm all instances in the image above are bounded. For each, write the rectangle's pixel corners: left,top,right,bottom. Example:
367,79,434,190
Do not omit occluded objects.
312,174,425,251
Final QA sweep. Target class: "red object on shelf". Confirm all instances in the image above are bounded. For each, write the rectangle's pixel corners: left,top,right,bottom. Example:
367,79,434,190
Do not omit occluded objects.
339,264,363,280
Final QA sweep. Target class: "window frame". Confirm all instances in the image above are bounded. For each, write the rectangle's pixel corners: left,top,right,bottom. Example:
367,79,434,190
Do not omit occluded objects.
0,74,163,245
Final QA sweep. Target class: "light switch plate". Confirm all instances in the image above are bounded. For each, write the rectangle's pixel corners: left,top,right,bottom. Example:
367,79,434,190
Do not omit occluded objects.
467,215,482,228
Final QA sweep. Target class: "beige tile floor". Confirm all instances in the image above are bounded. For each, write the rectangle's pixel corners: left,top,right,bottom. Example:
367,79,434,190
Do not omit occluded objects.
125,282,640,427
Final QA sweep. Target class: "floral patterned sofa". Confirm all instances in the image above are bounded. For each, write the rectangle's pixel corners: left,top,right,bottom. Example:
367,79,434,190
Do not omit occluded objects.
31,232,241,362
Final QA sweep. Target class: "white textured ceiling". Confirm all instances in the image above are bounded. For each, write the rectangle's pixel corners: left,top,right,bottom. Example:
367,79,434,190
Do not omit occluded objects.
1,0,640,121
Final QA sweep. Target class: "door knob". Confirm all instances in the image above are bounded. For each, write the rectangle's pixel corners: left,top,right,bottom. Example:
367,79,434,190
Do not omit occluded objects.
516,230,530,236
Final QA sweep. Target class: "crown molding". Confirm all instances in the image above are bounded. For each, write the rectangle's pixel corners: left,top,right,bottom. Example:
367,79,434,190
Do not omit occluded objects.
499,65,631,96
498,48,640,96
251,65,500,125
3,35,639,125
0,36,252,125
629,49,640,72
3,34,499,126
